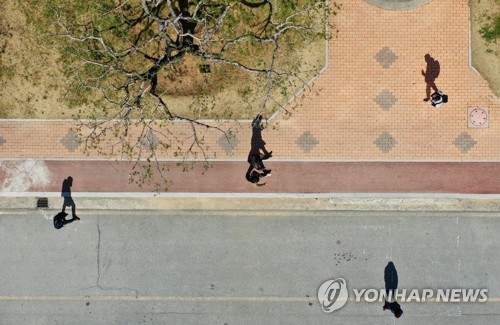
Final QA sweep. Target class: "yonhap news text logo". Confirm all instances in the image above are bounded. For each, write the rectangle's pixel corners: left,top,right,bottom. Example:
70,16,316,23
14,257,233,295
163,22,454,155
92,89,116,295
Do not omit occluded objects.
317,278,488,313
317,278,349,313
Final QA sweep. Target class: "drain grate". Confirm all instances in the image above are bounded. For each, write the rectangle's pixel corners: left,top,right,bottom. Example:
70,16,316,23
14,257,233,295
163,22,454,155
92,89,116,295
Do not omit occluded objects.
37,197,49,208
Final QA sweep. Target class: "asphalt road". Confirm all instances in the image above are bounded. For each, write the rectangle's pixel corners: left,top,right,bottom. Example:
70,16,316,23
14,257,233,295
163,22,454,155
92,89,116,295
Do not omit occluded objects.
0,209,499,324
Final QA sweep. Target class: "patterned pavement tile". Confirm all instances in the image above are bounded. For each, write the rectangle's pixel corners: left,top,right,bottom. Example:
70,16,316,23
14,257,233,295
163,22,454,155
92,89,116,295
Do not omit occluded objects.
60,130,82,152
296,131,319,153
141,129,160,150
374,132,398,153
374,47,398,68
218,132,240,154
374,90,398,110
453,132,477,153
0,135,5,146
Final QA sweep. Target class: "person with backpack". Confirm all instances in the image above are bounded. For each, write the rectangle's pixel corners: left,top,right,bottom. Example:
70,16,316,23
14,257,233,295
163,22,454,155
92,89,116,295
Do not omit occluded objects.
383,299,403,318
246,149,271,185
430,90,448,108
245,164,271,186
53,211,79,229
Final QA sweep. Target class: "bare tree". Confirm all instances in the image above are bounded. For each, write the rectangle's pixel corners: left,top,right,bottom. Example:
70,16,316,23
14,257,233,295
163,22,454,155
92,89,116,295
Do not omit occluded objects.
36,0,330,189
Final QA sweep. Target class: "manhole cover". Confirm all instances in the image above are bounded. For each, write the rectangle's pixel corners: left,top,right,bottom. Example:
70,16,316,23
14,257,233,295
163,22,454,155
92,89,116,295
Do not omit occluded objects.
468,107,488,128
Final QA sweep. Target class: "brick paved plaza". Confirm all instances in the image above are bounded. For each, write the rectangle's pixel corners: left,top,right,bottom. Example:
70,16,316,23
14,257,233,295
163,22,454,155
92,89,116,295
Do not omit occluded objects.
0,0,499,163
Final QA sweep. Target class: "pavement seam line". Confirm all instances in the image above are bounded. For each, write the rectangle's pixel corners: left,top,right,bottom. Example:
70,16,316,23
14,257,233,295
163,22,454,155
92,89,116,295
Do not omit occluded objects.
0,295,498,303
3,192,500,199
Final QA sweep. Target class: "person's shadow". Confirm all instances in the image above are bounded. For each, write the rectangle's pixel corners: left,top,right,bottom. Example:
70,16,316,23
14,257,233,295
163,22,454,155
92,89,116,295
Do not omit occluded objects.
250,115,271,158
245,115,272,185
421,54,440,101
54,176,79,229
383,261,403,318
385,261,398,296
53,211,78,229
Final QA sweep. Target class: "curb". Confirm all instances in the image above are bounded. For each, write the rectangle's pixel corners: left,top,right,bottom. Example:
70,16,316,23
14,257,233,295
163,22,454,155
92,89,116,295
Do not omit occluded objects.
3,196,500,212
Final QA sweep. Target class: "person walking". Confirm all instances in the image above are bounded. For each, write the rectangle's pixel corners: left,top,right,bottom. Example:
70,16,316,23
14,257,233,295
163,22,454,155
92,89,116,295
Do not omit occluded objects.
430,90,448,108
383,299,403,318
53,211,79,229
246,149,271,185
245,164,270,186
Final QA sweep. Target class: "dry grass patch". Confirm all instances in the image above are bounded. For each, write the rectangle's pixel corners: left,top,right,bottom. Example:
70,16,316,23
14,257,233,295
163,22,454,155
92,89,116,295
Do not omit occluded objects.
470,0,500,97
0,0,81,119
0,0,327,120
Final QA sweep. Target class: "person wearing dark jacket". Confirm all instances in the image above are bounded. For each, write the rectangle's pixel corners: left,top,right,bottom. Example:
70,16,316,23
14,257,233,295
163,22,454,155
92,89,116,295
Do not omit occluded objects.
383,299,403,318
430,90,448,108
245,164,270,186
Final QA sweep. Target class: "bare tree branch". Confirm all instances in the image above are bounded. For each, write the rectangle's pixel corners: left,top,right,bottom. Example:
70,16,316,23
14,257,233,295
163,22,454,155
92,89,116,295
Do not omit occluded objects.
36,0,329,190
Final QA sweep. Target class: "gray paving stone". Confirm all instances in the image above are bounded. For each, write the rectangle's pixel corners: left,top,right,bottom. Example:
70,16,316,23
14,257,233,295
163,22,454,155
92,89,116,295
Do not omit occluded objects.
374,132,398,153
218,132,239,154
60,130,81,152
141,129,160,150
374,47,397,68
296,131,319,153
374,90,398,110
453,132,477,153
0,135,5,146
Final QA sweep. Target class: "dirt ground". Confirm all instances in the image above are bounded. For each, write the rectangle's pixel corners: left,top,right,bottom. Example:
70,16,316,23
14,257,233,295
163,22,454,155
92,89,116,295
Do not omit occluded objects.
0,0,78,119
0,0,325,120
470,0,500,97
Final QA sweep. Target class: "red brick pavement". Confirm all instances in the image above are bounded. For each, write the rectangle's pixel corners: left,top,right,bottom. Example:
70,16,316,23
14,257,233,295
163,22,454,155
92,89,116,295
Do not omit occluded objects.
1,160,500,194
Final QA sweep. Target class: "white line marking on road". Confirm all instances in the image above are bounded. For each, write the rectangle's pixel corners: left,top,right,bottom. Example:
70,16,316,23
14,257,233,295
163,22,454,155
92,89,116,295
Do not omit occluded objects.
0,295,311,302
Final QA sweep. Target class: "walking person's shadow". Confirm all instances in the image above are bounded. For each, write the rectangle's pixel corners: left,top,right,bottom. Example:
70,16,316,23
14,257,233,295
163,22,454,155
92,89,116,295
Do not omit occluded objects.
245,115,273,186
421,54,440,101
54,176,79,229
251,115,272,158
383,261,403,318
